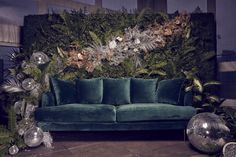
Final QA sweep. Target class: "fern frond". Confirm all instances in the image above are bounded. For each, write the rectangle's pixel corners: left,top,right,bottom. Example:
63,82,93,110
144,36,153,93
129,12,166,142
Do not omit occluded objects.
203,81,221,87
139,38,158,52
1,78,24,93
89,31,102,46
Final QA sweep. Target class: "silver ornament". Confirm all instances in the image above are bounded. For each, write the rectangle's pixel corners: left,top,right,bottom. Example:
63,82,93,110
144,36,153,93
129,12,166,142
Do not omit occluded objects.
24,103,36,119
24,127,44,147
223,142,236,157
30,51,49,65
22,78,36,91
187,113,230,154
18,128,25,136
43,132,54,148
8,145,19,155
14,101,24,115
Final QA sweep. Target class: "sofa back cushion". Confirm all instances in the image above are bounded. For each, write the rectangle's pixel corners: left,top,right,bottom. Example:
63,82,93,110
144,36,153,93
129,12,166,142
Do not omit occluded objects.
131,78,158,103
103,78,131,105
156,78,185,105
76,78,103,104
50,77,77,105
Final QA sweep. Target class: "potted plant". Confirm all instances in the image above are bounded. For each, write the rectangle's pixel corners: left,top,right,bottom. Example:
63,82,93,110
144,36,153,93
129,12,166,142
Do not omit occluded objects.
183,69,223,113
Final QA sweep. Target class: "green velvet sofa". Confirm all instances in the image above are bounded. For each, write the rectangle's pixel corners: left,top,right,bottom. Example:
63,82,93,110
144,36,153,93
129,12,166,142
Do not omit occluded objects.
35,77,196,131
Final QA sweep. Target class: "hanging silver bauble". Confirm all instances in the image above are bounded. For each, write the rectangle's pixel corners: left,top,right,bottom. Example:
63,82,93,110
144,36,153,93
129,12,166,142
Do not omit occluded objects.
22,78,36,91
223,142,236,157
30,51,49,65
8,145,19,155
187,113,230,154
24,127,44,147
14,101,24,115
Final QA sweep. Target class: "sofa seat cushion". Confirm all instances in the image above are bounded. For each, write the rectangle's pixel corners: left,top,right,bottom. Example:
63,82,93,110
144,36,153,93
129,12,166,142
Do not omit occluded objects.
35,104,116,122
116,103,196,122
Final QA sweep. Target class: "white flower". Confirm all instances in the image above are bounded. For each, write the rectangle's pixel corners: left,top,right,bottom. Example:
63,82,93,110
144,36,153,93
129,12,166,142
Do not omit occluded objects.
109,40,117,49
133,48,139,52
123,47,128,51
116,36,123,42
18,128,25,136
77,53,83,60
134,38,140,44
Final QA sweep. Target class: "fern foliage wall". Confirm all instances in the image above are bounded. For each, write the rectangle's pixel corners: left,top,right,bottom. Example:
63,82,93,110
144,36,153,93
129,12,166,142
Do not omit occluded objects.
22,10,216,81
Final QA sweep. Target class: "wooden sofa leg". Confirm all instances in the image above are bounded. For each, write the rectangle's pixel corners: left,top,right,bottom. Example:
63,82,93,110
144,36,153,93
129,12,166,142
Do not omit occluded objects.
183,129,186,142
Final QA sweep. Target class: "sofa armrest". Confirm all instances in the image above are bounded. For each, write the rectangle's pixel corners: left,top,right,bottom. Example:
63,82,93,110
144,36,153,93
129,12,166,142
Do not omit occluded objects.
41,91,56,107
184,92,193,106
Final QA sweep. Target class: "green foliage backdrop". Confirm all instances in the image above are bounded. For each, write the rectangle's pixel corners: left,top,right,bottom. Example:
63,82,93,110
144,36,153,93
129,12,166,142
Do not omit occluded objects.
22,11,216,80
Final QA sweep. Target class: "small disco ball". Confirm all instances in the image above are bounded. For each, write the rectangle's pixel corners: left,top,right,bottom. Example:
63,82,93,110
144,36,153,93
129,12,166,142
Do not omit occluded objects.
187,112,230,154
8,145,19,155
24,127,44,147
22,78,36,91
223,142,236,157
30,51,49,65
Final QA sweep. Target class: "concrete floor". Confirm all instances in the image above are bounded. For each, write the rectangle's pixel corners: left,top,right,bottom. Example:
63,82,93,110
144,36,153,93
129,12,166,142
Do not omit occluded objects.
10,131,204,157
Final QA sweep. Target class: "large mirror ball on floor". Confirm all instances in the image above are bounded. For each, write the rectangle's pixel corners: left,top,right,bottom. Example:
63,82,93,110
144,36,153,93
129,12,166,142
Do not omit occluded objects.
187,113,230,154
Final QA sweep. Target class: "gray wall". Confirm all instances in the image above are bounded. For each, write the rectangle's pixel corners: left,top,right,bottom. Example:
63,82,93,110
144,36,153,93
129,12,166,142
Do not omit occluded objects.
167,0,207,13
216,0,236,55
0,0,37,26
216,0,236,105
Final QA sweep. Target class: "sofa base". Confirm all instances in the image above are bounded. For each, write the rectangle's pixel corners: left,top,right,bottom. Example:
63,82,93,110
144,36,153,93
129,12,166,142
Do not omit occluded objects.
37,121,189,131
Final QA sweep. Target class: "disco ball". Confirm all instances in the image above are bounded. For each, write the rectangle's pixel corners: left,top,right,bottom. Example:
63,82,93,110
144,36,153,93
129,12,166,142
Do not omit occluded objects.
187,113,230,154
8,145,19,155
223,142,236,157
24,127,44,147
30,51,49,65
22,78,36,91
